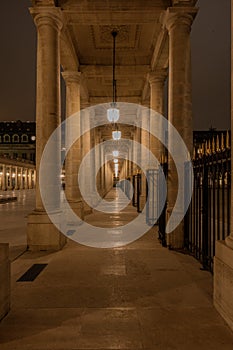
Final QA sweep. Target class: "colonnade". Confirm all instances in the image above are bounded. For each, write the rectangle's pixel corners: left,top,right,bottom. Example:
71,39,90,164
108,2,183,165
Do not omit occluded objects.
0,162,35,191
27,3,197,252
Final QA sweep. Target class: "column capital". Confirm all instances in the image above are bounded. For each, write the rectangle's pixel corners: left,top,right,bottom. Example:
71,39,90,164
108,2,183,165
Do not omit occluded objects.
62,71,82,85
172,0,197,5
81,99,90,109
163,7,198,32
148,69,167,86
29,6,63,31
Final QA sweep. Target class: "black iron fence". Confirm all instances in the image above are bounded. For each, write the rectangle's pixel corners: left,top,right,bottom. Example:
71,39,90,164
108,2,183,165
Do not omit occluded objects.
184,148,230,272
132,174,141,213
145,166,167,246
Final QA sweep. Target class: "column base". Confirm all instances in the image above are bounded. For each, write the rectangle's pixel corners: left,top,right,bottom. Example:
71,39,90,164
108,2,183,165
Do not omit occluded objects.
83,202,92,216
27,210,67,251
139,195,147,212
68,199,84,220
166,208,184,249
214,240,233,331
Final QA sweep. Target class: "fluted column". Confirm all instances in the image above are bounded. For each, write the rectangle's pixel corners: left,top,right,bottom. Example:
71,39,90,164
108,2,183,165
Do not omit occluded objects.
165,7,197,248
148,70,167,161
27,6,66,251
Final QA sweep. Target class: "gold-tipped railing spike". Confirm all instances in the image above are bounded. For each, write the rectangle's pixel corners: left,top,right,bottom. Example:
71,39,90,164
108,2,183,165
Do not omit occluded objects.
193,147,196,160
226,130,230,149
208,139,211,155
204,141,208,155
216,134,220,152
212,137,215,153
221,132,225,151
201,142,205,157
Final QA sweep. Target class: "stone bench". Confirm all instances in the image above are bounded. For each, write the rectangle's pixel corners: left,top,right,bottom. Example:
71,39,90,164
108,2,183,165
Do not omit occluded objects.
0,244,10,321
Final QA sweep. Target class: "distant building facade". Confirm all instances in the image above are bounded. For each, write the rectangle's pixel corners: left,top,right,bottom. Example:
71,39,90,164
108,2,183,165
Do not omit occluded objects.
0,120,36,163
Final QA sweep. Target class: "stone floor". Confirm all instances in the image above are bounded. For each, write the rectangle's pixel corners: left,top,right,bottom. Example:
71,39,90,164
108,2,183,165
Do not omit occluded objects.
0,188,233,349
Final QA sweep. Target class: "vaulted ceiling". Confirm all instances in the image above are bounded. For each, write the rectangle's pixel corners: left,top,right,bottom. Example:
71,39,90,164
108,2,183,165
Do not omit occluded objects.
57,0,172,103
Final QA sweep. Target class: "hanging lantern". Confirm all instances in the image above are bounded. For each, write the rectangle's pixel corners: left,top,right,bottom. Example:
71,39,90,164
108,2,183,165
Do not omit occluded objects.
107,107,119,123
112,150,119,157
112,130,121,140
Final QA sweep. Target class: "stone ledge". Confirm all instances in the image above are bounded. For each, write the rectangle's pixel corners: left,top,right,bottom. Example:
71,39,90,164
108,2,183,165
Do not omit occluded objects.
0,243,10,321
214,241,233,332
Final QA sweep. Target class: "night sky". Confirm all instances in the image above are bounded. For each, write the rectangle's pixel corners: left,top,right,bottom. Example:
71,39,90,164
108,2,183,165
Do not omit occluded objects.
0,0,231,130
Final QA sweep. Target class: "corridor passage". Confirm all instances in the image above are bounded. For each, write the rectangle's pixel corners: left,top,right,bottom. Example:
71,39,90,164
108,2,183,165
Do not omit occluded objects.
0,189,233,349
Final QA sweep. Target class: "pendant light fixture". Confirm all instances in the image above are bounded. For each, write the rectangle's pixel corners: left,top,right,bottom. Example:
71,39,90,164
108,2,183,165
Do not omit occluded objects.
107,31,120,123
112,130,121,140
112,150,119,157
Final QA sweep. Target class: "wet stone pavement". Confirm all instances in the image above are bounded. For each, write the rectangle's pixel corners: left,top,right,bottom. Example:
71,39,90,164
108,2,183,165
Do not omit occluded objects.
0,189,233,349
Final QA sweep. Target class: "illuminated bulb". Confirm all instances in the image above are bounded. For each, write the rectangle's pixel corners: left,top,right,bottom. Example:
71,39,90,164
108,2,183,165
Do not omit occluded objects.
107,108,119,123
112,131,121,140
112,150,119,157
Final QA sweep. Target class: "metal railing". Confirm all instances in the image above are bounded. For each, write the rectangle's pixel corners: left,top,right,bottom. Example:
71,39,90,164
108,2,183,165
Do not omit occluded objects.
184,145,230,272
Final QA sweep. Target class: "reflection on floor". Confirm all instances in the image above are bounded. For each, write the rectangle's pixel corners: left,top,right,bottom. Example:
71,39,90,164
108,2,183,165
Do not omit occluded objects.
0,188,233,349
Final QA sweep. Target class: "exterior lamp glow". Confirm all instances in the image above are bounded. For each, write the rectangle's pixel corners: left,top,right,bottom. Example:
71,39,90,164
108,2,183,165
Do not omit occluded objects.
112,130,121,140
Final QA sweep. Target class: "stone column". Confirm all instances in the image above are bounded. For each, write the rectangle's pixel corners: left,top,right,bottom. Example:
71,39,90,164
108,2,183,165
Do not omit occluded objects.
62,71,83,220
14,167,18,190
100,140,106,196
19,168,23,190
81,103,92,215
140,107,150,210
165,7,197,248
96,132,102,196
24,169,28,189
28,169,32,189
213,0,233,332
27,6,66,251
8,166,12,190
148,70,167,161
2,165,6,191
132,127,139,174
